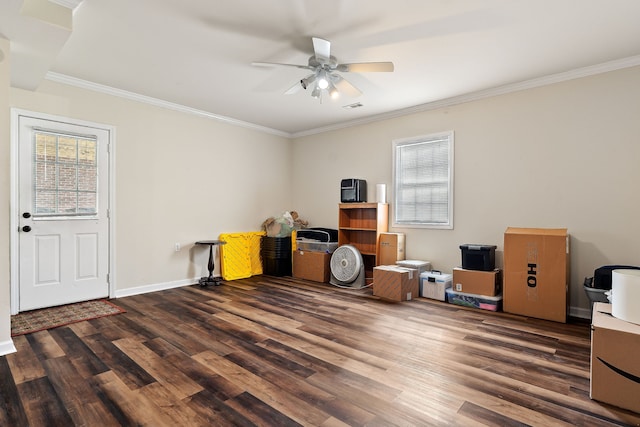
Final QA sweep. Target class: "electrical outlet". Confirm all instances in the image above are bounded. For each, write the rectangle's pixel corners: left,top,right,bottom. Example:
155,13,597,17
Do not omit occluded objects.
174,243,181,252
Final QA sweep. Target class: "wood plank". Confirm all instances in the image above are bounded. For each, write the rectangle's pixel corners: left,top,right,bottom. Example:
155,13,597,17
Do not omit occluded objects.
143,337,245,401
138,381,212,426
0,356,29,426
225,391,303,427
16,377,74,426
185,388,258,427
42,356,120,425
260,338,402,402
223,341,377,426
93,370,173,426
47,326,110,378
457,401,534,427
193,349,332,426
67,318,99,337
5,335,46,384
112,337,203,400
82,332,156,390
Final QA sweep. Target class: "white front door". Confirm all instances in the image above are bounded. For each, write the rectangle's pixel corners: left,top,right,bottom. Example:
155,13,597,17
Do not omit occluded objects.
16,113,111,312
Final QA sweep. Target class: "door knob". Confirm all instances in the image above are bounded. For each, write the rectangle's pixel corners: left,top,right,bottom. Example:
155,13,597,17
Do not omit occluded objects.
23,212,31,218
22,226,31,232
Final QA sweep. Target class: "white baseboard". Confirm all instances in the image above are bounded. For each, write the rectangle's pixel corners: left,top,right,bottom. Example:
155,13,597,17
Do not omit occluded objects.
0,339,17,356
113,277,200,299
569,305,592,320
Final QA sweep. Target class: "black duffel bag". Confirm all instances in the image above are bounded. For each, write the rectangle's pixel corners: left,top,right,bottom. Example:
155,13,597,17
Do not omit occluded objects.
590,265,640,289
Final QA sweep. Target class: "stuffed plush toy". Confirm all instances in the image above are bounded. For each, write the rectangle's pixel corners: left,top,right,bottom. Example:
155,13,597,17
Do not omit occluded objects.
290,211,309,228
261,211,308,237
261,217,280,237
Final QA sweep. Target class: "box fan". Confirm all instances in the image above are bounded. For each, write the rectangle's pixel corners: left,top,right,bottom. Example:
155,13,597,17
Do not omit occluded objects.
330,245,366,288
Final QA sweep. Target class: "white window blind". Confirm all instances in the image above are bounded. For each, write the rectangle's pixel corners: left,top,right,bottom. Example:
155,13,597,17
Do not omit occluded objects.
393,131,454,228
33,130,98,216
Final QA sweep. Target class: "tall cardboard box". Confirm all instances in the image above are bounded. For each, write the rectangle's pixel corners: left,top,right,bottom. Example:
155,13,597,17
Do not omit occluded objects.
292,250,330,283
379,233,405,265
373,265,418,302
590,302,640,413
503,227,569,322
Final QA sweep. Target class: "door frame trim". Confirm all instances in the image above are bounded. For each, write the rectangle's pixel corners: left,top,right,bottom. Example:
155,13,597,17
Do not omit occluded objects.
9,109,116,315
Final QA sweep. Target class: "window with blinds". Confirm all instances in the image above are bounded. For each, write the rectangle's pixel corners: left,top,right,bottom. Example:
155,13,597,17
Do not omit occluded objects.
393,131,454,229
33,130,98,216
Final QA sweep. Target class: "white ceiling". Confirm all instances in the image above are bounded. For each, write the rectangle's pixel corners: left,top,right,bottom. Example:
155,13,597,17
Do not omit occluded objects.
2,0,640,136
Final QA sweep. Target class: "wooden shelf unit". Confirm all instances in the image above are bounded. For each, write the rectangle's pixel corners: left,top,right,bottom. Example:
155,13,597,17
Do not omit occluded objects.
338,203,389,281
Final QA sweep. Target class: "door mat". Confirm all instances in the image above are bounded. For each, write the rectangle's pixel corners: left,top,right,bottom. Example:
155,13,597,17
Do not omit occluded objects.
11,299,126,337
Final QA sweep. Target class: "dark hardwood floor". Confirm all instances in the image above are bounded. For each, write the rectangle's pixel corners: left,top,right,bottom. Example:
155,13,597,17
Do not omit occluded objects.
1,275,639,426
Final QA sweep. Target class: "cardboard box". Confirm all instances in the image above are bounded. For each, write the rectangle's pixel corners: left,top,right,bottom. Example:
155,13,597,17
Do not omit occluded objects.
379,233,405,265
373,266,418,302
419,271,452,301
590,302,640,413
503,227,569,323
453,268,502,296
292,250,330,283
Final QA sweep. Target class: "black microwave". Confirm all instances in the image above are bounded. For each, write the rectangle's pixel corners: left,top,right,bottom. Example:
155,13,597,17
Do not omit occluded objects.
341,179,367,203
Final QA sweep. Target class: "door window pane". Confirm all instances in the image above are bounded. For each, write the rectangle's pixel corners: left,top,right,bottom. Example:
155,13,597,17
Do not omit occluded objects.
58,164,77,190
33,131,98,216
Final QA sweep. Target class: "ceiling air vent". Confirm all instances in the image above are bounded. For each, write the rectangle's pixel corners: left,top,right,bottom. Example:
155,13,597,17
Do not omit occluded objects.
343,102,363,110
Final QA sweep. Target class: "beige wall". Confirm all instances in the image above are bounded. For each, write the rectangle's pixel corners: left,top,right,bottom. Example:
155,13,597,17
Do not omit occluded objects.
292,66,640,316
0,38,12,351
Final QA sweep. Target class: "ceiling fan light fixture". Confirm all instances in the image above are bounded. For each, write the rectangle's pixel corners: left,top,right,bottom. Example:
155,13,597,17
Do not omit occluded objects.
317,71,329,89
300,74,316,90
311,86,321,99
328,83,339,99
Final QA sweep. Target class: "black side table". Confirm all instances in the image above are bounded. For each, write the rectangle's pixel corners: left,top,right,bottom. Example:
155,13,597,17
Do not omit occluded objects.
195,240,226,286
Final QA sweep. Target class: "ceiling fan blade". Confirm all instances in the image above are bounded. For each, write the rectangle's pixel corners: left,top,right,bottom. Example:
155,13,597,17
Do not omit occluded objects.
284,81,303,95
252,61,313,70
332,75,362,97
337,62,395,72
312,37,331,63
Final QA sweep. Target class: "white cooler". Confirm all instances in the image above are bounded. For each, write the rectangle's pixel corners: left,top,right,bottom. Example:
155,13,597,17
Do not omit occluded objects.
419,271,452,301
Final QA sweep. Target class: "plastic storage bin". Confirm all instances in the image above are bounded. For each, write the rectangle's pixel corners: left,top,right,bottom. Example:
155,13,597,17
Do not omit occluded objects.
584,285,609,316
261,236,292,276
445,288,503,311
419,271,452,301
296,239,339,253
460,244,497,271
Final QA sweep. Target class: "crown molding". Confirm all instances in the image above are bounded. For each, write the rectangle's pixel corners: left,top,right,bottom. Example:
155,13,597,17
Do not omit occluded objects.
291,55,640,138
48,0,84,10
45,72,291,138
47,54,640,140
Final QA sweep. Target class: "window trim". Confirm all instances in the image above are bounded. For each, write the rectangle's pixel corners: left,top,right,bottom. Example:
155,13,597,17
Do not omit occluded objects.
392,131,454,229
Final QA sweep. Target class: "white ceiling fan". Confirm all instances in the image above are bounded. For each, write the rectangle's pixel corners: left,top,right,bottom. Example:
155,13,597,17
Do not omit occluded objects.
252,37,394,101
